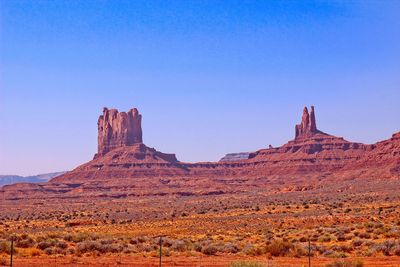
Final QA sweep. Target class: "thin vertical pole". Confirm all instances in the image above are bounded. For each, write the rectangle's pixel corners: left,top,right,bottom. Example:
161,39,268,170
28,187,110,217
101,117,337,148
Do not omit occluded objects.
308,239,311,267
10,236,14,267
159,236,162,267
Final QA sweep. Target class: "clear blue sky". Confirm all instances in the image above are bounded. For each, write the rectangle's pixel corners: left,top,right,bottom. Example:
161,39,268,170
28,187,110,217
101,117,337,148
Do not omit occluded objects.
1,1,399,176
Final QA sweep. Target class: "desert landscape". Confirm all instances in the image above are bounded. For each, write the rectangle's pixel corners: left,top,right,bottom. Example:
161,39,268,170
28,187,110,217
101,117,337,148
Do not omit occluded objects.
2,1,400,266
1,106,399,266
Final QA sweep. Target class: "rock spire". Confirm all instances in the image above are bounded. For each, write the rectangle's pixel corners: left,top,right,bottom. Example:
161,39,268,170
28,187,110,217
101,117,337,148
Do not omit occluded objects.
295,106,319,139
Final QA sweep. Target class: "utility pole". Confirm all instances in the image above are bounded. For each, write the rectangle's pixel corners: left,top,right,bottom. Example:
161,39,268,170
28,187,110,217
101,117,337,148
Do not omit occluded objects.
10,236,14,267
159,236,163,267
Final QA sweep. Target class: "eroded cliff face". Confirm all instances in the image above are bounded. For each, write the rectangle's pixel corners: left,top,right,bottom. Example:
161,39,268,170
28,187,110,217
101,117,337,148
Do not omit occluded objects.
2,105,399,199
47,105,400,187
96,108,143,158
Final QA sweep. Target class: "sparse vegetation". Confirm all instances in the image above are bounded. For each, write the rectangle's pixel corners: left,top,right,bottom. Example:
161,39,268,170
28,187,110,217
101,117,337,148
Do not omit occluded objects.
229,261,264,267
0,180,399,266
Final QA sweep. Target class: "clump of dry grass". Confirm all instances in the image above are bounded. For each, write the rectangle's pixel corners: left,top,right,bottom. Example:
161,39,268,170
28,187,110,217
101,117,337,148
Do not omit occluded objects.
325,259,364,267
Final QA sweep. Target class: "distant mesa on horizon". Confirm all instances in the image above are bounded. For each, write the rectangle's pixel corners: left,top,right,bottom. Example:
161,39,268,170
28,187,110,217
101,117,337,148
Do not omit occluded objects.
0,171,67,187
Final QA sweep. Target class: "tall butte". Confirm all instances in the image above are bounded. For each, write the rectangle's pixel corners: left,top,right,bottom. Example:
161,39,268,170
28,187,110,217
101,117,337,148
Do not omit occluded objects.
95,107,143,158
295,106,322,139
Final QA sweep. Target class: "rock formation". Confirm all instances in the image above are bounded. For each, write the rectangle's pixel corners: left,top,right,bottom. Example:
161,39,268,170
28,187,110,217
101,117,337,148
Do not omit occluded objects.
220,152,251,162
96,108,143,158
295,106,320,139
2,105,399,199
48,105,398,183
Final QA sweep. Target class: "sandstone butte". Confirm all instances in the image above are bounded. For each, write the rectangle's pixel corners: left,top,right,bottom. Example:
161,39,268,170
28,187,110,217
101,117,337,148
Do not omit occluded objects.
1,106,399,199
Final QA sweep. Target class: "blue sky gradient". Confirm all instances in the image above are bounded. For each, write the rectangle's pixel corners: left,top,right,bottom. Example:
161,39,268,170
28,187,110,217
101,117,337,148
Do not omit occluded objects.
1,1,399,175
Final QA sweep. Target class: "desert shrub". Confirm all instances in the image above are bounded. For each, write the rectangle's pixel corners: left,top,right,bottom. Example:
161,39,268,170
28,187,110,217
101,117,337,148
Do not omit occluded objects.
316,245,328,254
229,261,264,267
323,250,335,257
26,248,41,257
76,241,100,254
393,245,400,256
292,245,307,257
358,232,370,239
319,235,332,242
0,240,17,255
67,247,76,255
383,228,400,238
332,252,348,258
129,237,139,245
265,240,293,257
16,238,35,248
70,233,95,243
135,242,153,253
194,242,203,252
137,236,148,243
160,237,173,247
63,234,73,242
99,238,114,245
122,244,136,254
381,240,396,256
299,236,307,242
351,238,364,247
157,247,171,257
336,233,346,242
202,244,219,255
341,227,351,234
171,240,188,252
129,236,149,245
331,244,352,253
15,235,35,248
44,247,53,255
77,240,123,254
37,240,54,250
243,244,264,256
56,240,68,249
325,259,363,267
221,242,240,254
369,240,397,256
310,235,319,242
53,247,67,255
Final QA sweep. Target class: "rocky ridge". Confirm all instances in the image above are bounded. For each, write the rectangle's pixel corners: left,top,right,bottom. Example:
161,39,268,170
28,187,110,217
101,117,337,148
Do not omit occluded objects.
1,106,399,199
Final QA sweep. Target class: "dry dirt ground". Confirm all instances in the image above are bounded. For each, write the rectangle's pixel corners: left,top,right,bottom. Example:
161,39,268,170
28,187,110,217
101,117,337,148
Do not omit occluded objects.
3,256,400,267
1,178,400,266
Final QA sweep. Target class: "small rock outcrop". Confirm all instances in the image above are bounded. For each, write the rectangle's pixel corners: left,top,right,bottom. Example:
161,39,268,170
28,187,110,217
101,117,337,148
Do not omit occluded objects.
295,106,320,139
220,152,251,162
96,107,143,157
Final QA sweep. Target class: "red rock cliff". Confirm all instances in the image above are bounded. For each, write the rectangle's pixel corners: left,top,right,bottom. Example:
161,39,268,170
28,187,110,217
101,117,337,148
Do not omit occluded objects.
96,107,143,158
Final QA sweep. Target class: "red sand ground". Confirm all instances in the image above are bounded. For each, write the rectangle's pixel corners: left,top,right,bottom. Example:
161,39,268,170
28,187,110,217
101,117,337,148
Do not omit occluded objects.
5,256,400,267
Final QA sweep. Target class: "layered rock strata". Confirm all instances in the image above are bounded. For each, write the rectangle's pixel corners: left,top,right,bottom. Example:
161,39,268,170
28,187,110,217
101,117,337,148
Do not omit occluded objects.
2,105,399,200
